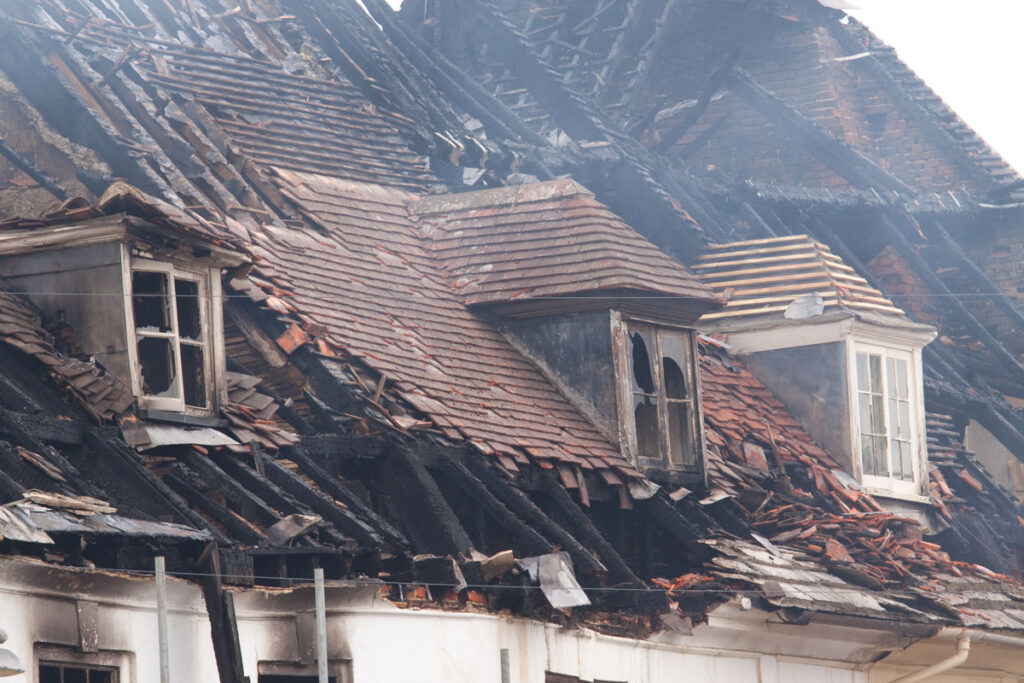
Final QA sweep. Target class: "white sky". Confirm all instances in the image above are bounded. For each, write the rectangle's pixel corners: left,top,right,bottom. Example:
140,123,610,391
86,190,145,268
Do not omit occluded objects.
383,1,1023,174
834,1,1024,174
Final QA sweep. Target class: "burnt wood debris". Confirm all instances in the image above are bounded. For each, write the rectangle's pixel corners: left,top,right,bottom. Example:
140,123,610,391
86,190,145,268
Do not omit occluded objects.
1,0,1024,678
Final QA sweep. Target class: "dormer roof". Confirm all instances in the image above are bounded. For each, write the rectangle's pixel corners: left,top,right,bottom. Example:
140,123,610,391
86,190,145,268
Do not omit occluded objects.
412,178,720,321
695,235,904,322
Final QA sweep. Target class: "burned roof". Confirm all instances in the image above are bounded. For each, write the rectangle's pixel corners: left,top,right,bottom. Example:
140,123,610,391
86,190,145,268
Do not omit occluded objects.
257,168,636,476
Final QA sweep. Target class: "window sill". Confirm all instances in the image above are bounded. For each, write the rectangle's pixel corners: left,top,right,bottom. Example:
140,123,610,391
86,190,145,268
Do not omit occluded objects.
141,409,227,428
861,487,932,506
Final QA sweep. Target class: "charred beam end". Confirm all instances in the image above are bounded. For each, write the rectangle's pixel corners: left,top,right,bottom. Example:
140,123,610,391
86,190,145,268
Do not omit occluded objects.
84,427,226,542
636,492,711,561
381,441,474,559
163,466,265,545
177,448,283,529
463,456,607,577
536,471,645,587
0,137,71,200
281,443,408,551
196,543,247,683
431,451,553,557
258,450,385,554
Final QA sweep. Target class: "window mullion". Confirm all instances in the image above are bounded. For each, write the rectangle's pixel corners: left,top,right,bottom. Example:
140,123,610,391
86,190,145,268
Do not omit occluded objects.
653,330,672,461
166,271,186,403
880,355,895,480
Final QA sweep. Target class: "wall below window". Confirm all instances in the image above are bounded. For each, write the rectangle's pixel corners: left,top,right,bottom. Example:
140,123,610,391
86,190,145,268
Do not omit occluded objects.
741,342,851,470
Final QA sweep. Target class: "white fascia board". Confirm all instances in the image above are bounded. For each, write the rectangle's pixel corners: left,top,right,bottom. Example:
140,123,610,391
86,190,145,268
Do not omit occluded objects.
702,314,936,355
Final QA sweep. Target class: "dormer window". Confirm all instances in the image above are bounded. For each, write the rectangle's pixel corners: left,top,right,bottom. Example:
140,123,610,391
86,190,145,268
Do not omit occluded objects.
851,343,923,496
695,235,936,503
130,261,212,413
621,322,701,472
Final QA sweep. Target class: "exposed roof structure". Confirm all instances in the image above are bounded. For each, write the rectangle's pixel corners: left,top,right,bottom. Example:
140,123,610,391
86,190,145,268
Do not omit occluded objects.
1,1,1024,678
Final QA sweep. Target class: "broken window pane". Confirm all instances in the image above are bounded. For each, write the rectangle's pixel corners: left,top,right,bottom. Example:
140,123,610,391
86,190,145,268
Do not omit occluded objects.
666,400,693,466
138,336,178,397
64,668,87,683
176,278,202,341
39,666,60,683
629,330,655,394
633,394,659,459
132,270,172,332
181,343,207,408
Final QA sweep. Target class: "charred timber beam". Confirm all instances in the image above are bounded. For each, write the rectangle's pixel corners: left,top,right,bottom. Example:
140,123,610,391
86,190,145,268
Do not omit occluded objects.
727,69,913,194
923,216,1024,334
878,212,1024,384
536,471,644,586
463,457,607,577
636,492,710,560
0,464,24,502
163,466,265,545
258,451,385,554
1,410,106,500
282,444,408,551
653,50,738,155
177,448,283,529
431,452,553,557
197,543,247,683
209,453,347,547
0,138,70,200
83,428,225,541
354,0,552,148
381,442,474,559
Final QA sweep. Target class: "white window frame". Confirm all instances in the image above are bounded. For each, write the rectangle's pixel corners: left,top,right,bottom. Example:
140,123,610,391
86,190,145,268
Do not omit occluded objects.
613,317,704,473
125,256,217,415
846,339,928,497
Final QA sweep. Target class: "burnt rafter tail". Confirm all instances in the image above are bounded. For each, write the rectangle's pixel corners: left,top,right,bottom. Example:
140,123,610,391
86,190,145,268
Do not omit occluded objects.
382,442,475,560
463,456,607,577
536,471,645,587
726,69,913,195
431,451,554,557
281,443,409,551
196,542,246,683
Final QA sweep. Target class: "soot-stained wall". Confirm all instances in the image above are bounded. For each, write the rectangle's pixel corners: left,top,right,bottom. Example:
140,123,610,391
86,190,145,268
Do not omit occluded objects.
741,341,851,471
498,309,618,441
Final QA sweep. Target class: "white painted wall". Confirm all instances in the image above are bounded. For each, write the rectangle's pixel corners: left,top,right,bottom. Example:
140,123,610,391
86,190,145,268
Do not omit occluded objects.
0,561,1021,683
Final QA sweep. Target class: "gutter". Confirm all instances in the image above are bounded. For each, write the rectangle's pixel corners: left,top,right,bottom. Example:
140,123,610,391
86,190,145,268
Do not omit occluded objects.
890,632,969,683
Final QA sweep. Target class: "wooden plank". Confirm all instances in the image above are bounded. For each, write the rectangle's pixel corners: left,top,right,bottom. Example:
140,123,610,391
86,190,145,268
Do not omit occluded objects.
695,240,817,261
699,234,812,250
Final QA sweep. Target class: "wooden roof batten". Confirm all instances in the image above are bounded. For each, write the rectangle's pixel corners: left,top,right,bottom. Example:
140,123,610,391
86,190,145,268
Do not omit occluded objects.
695,234,905,321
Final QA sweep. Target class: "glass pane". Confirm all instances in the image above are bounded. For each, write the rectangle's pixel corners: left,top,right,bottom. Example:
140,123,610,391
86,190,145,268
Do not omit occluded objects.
39,665,61,683
856,353,869,390
900,442,914,481
662,358,688,400
870,395,885,435
138,336,179,398
90,671,113,683
858,394,873,435
633,394,659,459
175,278,202,341
890,439,902,478
868,354,883,393
894,358,909,399
666,400,694,466
886,358,896,400
629,330,656,394
64,668,87,683
898,402,911,440
181,343,207,408
132,270,172,332
861,434,879,475
872,436,887,475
